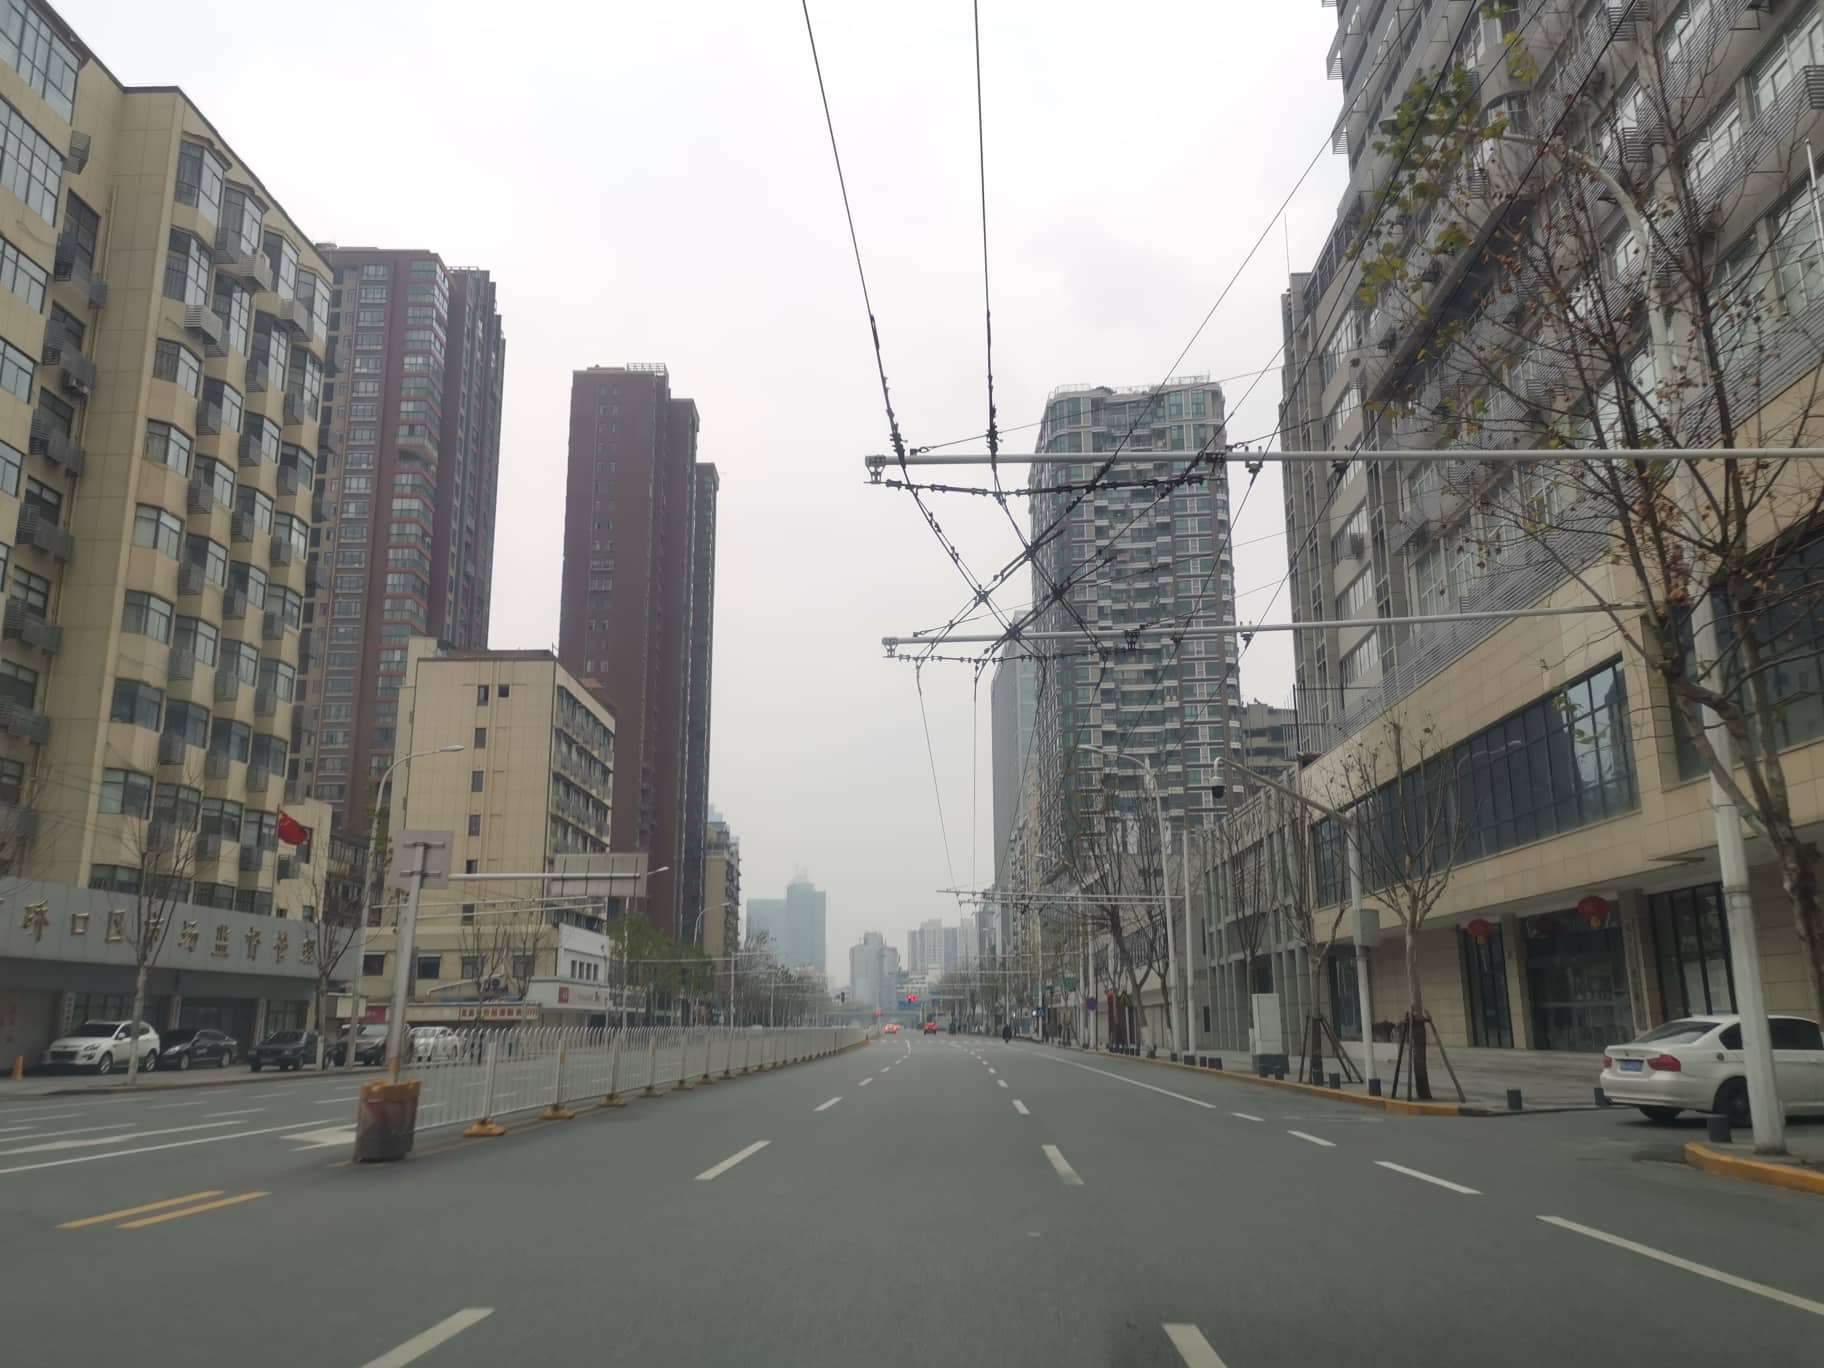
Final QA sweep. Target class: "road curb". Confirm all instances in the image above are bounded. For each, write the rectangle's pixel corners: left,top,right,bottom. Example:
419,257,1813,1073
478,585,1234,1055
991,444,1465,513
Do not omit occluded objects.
1039,1044,1484,1116
1,1064,386,1102
1684,1142,1824,1198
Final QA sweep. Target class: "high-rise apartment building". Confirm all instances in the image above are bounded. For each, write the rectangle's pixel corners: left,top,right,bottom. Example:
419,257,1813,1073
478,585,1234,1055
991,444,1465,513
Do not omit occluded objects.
679,462,718,952
702,806,740,1004
1238,699,1299,791
746,875,826,972
0,2,338,1062
558,364,710,940
848,930,898,1009
1028,377,1241,858
291,247,504,840
989,654,1036,885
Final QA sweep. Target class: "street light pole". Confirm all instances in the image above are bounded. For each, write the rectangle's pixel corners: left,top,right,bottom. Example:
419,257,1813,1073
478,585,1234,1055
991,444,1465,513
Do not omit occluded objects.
342,743,464,1070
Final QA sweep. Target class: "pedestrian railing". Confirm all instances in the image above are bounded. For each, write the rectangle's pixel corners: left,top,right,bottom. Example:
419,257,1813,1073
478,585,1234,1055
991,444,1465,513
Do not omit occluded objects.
404,1025,866,1135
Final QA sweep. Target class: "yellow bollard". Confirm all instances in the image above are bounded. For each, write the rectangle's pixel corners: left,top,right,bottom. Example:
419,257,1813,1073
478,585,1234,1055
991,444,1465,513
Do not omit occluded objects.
10,1054,22,1080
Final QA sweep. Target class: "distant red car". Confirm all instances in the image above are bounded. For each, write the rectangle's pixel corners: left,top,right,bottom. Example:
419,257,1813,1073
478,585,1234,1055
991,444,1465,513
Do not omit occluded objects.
883,1023,900,1035
923,1021,938,1035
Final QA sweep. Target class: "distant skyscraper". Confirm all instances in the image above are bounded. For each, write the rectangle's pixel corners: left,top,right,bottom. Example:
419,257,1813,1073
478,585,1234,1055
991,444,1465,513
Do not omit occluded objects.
294,247,505,839
747,876,826,972
1029,377,1241,857
848,931,895,1009
679,463,719,950
558,364,712,938
991,656,1037,885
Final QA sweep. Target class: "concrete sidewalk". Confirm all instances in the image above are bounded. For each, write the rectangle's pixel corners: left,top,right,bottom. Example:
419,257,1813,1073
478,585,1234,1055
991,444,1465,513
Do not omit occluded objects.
1061,1039,1605,1110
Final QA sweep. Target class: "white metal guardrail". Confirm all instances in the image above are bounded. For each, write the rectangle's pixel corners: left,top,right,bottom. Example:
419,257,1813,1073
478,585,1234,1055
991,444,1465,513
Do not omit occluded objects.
403,1025,869,1135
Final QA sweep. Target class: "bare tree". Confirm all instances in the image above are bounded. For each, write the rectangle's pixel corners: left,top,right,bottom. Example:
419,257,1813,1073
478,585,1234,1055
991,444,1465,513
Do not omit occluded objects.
1331,715,1472,1102
116,792,203,1088
1349,9,1824,1014
457,899,550,1006
1260,785,1351,1084
293,839,363,1068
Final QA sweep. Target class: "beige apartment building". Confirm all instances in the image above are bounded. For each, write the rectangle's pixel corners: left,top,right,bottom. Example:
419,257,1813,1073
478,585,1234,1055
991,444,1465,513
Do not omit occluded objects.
347,640,628,1028
702,809,740,1008
1183,0,1824,1065
0,2,341,1064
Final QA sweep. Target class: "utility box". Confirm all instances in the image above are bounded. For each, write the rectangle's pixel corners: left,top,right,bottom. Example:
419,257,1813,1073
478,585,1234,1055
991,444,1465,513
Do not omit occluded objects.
1250,992,1288,1076
353,1079,421,1162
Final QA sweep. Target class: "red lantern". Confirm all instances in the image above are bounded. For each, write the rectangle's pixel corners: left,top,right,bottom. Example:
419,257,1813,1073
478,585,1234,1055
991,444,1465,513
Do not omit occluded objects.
1577,894,1610,930
1463,917,1495,944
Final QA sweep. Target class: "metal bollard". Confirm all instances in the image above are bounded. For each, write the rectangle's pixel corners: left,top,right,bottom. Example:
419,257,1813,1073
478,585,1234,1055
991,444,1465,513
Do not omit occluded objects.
1328,1072,1342,1090
1706,1113,1732,1144
1594,1087,1610,1107
1367,1077,1382,1097
722,1027,737,1079
1506,1088,1523,1113
542,1037,576,1120
641,1030,661,1097
464,1038,505,1137
602,1030,626,1107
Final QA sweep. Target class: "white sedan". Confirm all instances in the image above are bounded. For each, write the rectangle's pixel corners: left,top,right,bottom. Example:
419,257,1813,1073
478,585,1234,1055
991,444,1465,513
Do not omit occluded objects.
409,1026,463,1062
41,1020,160,1075
1599,1014,1824,1124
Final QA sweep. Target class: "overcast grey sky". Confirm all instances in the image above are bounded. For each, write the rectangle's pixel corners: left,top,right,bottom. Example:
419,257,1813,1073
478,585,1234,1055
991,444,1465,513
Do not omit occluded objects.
66,0,1349,977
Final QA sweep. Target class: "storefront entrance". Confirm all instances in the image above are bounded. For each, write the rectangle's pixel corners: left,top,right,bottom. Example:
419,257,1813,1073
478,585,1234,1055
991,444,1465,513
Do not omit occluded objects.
1522,908,1630,1051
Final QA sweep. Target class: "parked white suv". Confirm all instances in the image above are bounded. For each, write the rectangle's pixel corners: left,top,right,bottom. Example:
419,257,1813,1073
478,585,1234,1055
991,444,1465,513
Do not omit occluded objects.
41,1021,160,1076
1599,1014,1824,1123
409,1026,462,1062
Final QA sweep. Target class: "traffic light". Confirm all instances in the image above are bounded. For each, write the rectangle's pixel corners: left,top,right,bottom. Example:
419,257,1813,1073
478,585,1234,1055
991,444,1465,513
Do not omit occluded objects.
907,993,919,1003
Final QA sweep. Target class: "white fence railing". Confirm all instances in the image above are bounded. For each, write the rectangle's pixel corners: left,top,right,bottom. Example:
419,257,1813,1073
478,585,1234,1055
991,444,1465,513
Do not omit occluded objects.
405,1025,868,1134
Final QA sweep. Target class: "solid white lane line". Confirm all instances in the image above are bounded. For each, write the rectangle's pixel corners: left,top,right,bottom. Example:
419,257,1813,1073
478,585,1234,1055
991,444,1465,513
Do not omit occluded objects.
1538,1217,1824,1319
1375,1161,1480,1195
147,1100,208,1109
0,1121,134,1142
203,1108,266,1119
1163,1323,1229,1367
997,1079,1008,1089
1231,1112,1264,1122
0,1119,243,1157
1042,1144,1084,1187
1029,1053,1219,1109
359,1308,495,1368
858,1077,873,1087
1012,1100,1030,1115
695,1140,770,1182
1288,1130,1336,1148
0,1120,324,1176
814,1097,842,1112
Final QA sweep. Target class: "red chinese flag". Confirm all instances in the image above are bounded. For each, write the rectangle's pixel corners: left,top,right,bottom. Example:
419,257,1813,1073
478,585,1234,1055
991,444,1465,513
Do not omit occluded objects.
276,810,310,846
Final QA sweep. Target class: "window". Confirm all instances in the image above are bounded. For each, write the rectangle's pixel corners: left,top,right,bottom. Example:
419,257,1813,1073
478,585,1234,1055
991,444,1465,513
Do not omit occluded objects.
236,486,274,533
0,231,44,311
0,97,60,222
195,457,235,508
174,616,218,665
473,726,487,749
1771,1018,1824,1051
415,954,442,980
497,684,509,699
211,715,252,760
1336,571,1375,620
0,3,79,120
362,953,385,977
218,186,264,259
133,504,183,558
470,770,484,792
122,590,174,643
163,698,209,747
163,229,211,307
257,658,295,701
174,142,226,223
8,564,45,614
477,684,489,705
262,231,299,300
467,814,481,836
88,865,141,895
144,421,193,476
0,438,17,496
0,333,30,401
229,561,267,611
109,679,163,730
153,339,203,396
212,277,251,355
186,534,228,587
1751,4,1824,115
153,782,202,830
62,193,97,273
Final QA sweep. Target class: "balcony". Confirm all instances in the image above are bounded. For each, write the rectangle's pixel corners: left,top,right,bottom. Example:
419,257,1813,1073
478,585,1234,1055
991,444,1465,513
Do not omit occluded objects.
205,748,232,779
197,398,225,437
178,561,206,597
197,830,223,861
182,304,227,357
238,844,262,873
185,479,213,515
52,234,106,310
278,463,305,496
281,390,311,428
0,700,50,744
42,325,95,397
3,598,60,654
168,647,196,681
28,410,85,475
213,232,274,293
245,356,272,394
213,670,243,703
230,511,254,544
16,506,73,563
64,130,89,173
280,295,312,336
222,588,248,621
261,609,283,642
254,688,278,718
269,535,294,569
246,763,272,794
236,429,269,470
157,731,188,766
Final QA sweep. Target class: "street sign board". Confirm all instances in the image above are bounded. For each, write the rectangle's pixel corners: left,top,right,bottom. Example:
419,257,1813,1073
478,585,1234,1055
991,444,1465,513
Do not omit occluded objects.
388,830,452,890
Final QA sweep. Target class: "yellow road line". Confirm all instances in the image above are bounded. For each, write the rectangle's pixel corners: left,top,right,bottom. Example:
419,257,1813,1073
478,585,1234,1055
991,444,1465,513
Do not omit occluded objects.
59,1190,225,1229
118,1190,270,1229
